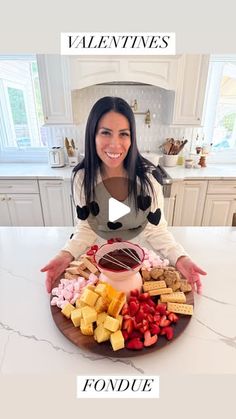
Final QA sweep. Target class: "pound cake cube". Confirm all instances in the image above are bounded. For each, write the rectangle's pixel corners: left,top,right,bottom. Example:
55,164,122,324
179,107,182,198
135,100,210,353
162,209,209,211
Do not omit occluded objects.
110,330,125,351
81,306,97,325
103,315,120,332
80,288,99,307
75,299,87,308
95,296,110,313
94,283,108,298
61,302,75,319
80,319,94,335
108,292,126,318
71,308,82,327
94,324,111,343
96,312,108,326
117,314,123,329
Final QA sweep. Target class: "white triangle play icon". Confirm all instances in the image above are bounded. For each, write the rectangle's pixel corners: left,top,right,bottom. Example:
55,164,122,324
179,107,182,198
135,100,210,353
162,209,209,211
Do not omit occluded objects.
108,197,131,222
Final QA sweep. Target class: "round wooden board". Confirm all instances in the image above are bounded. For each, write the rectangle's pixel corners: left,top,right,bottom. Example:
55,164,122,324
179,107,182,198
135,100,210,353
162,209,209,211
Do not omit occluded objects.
50,278,194,358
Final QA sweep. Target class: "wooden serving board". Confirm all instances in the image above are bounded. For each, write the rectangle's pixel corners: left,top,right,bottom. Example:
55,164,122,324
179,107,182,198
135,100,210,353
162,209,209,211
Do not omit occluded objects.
50,278,194,358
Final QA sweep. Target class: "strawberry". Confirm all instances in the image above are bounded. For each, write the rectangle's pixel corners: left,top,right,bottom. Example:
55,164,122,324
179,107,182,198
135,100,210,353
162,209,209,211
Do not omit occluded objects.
130,289,140,298
168,312,179,323
160,315,171,328
126,338,144,350
150,324,161,335
129,296,139,304
114,237,122,242
135,310,146,323
146,298,156,308
129,330,143,339
156,303,167,315
126,318,134,335
86,249,95,256
91,245,98,251
147,313,154,323
122,330,129,341
121,303,129,316
153,313,161,323
161,326,174,340
144,331,158,347
107,239,115,244
139,292,150,301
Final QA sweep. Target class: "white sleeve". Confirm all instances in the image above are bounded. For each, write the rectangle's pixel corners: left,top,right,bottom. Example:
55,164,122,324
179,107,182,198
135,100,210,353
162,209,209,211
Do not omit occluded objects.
61,170,97,259
141,174,188,266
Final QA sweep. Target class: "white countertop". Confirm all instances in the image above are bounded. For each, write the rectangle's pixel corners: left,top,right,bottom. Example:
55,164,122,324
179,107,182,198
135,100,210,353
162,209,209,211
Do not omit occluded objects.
0,163,74,180
164,163,236,180
0,162,236,181
0,226,236,375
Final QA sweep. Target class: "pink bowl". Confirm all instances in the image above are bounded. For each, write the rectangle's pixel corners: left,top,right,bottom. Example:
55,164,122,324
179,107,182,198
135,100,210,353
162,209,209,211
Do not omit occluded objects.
94,241,144,295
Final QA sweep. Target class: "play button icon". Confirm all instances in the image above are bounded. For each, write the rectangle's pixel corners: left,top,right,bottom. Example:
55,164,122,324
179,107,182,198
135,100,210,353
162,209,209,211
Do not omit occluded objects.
78,175,149,241
108,197,131,222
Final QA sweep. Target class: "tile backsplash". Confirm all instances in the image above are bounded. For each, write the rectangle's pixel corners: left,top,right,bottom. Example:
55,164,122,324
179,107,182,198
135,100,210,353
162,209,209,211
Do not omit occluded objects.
43,84,203,156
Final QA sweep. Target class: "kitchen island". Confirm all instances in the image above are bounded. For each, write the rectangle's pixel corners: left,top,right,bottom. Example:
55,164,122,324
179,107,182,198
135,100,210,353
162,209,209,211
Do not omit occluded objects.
0,226,236,375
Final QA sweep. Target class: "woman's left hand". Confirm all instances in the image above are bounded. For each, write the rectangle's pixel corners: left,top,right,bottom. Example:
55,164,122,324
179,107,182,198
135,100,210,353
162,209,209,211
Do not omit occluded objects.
175,256,207,294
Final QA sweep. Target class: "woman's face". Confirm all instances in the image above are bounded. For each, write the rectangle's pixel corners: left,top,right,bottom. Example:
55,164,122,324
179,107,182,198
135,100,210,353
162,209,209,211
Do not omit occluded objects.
95,111,131,171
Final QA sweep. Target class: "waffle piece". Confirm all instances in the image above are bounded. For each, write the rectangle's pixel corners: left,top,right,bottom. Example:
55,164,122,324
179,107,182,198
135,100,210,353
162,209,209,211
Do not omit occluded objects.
108,292,126,318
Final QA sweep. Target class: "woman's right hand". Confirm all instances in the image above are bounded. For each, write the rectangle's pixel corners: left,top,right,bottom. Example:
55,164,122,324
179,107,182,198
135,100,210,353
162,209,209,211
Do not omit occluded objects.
40,251,74,293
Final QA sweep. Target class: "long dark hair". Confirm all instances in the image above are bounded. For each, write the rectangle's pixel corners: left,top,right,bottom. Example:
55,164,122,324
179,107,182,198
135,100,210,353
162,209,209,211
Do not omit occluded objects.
72,96,156,211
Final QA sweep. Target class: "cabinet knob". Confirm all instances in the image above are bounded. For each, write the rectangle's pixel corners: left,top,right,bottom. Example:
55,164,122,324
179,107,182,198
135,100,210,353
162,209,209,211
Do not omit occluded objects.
1,197,5,201
8,197,12,200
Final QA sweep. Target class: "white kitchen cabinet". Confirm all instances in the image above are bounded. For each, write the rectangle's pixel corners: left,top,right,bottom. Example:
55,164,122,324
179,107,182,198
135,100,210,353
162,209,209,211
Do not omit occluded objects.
173,180,208,226
0,180,44,226
202,194,236,226
37,55,73,124
70,56,178,90
202,181,236,226
39,180,73,226
0,193,43,226
172,55,209,125
0,194,12,225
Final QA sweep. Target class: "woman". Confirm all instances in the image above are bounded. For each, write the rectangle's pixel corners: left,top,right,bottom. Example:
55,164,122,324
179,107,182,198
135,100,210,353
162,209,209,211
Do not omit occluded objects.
41,96,206,293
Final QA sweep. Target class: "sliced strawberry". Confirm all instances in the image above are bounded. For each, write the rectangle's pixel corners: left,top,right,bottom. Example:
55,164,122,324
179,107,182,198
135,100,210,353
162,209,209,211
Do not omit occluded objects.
130,289,140,298
146,298,156,308
123,314,132,320
150,324,161,335
91,245,98,251
126,318,134,335
153,313,161,323
168,312,179,323
160,315,171,328
107,239,115,244
139,292,150,301
135,310,146,323
161,326,174,340
122,330,129,341
144,331,158,347
156,303,167,315
129,330,143,339
147,314,154,323
126,338,144,350
86,249,95,256
121,303,129,316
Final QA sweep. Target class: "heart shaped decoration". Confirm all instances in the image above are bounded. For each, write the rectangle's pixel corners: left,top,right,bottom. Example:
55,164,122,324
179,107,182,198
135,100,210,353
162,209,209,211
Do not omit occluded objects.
137,195,152,211
147,208,161,226
107,221,123,230
76,205,90,220
89,201,100,216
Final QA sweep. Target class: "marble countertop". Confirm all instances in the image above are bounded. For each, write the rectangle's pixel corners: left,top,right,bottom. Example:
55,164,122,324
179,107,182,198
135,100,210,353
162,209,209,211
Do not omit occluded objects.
0,226,236,375
0,162,236,181
164,163,236,181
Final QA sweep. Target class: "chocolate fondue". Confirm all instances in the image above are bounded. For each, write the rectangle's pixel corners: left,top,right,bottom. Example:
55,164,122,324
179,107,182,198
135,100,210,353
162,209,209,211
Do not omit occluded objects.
99,249,140,271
